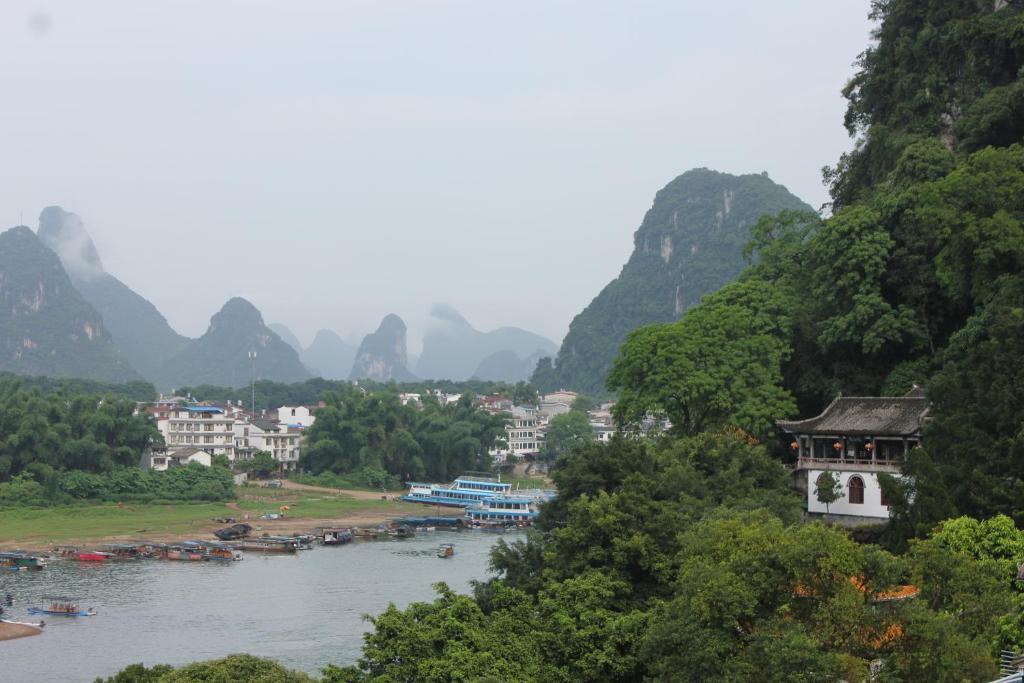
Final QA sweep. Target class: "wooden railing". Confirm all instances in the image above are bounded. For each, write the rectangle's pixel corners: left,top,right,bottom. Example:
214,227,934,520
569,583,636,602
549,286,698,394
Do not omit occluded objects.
794,456,901,473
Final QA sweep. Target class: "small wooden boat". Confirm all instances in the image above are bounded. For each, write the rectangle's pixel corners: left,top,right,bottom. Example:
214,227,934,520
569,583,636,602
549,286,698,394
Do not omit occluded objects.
27,596,96,617
233,536,299,553
76,551,114,562
0,552,46,571
437,543,455,558
164,543,205,561
321,528,353,545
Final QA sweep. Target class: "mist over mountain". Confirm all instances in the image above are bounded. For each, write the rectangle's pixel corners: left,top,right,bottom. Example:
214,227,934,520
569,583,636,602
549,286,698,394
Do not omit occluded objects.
349,314,417,382
37,207,188,381
303,329,357,380
415,304,557,381
533,168,812,396
471,348,548,384
0,226,141,383
267,323,303,354
159,297,311,390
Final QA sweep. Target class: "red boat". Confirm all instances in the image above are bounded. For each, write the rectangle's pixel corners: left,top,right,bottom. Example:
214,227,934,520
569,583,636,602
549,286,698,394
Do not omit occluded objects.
76,551,114,562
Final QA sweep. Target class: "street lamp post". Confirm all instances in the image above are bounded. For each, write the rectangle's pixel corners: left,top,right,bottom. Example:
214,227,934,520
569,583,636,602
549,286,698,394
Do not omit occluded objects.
248,351,257,414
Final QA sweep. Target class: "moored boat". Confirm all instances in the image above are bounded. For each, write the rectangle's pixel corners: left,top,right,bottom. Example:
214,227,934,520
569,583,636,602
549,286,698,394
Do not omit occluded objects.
0,552,46,571
401,476,513,507
233,536,299,553
27,595,96,617
437,543,455,558
464,495,539,527
320,527,353,545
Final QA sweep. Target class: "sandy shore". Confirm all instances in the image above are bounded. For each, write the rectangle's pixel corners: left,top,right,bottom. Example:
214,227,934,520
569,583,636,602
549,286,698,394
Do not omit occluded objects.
0,503,464,555
0,620,44,641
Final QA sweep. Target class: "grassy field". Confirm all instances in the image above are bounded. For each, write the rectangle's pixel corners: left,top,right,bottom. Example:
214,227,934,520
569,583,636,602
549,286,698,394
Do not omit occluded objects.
0,486,414,547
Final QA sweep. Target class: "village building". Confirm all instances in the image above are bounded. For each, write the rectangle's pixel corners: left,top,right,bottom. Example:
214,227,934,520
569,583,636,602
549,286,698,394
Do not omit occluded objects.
777,387,929,524
277,405,316,428
157,406,236,460
140,446,212,471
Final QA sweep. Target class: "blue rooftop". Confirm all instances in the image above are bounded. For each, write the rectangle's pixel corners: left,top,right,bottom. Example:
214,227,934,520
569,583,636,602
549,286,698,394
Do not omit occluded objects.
185,406,224,414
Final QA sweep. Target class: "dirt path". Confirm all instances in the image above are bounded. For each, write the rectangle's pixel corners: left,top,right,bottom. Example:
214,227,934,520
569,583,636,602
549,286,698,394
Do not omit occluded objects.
279,480,396,500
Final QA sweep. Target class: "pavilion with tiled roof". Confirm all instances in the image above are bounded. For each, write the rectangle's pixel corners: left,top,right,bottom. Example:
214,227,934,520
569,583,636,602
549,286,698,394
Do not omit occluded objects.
776,387,929,523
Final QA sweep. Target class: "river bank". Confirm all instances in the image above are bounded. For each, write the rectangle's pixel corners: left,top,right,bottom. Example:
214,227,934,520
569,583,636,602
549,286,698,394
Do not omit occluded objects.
0,619,44,641
0,483,461,554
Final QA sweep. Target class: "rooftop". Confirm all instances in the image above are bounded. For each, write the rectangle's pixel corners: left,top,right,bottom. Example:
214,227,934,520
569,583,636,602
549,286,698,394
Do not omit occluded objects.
777,388,929,437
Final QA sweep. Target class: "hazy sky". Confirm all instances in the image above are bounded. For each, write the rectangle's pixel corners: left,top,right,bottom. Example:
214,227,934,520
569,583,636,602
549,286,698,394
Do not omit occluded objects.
0,1,874,352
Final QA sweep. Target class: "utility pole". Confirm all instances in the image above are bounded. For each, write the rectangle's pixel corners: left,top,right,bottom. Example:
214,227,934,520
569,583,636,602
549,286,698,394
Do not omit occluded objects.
248,351,257,415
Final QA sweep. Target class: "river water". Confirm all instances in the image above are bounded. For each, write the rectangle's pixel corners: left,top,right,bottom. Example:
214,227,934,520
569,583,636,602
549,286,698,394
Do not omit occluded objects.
0,530,509,681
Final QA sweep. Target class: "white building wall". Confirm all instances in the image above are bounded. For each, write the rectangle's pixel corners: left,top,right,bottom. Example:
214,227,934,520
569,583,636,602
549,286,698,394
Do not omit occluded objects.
277,406,315,427
808,469,891,519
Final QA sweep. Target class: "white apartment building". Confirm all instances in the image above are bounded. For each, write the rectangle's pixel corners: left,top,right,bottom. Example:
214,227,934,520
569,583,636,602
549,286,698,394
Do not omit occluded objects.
277,405,316,428
158,406,236,460
232,417,302,470
490,406,541,461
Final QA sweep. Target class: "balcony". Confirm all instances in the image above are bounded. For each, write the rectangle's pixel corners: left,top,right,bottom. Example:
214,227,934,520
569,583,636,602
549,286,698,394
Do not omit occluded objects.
794,456,900,474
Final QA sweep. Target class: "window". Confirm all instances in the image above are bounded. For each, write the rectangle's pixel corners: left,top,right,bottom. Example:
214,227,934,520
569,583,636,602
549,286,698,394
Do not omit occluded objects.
848,476,865,505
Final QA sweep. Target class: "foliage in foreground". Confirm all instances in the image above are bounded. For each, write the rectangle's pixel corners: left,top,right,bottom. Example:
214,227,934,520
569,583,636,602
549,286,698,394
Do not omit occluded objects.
301,387,506,482
0,462,235,507
334,435,1018,681
96,654,312,683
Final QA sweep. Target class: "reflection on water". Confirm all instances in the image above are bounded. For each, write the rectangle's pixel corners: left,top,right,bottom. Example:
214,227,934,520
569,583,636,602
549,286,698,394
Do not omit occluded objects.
0,530,509,681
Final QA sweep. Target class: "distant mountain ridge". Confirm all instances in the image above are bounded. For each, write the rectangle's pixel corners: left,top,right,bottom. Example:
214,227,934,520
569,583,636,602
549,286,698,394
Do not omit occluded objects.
0,226,141,383
37,207,188,381
350,314,417,382
416,305,557,381
303,329,357,380
534,168,813,396
159,298,312,390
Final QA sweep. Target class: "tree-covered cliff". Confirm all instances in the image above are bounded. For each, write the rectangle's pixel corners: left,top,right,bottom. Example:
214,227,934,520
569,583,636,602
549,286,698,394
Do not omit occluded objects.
533,169,811,396
159,297,311,390
37,206,189,383
0,226,141,383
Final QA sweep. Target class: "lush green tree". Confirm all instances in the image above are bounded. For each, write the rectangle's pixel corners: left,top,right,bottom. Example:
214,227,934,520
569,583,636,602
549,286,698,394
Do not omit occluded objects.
608,280,796,439
815,470,843,514
570,394,596,413
237,451,279,477
540,411,592,461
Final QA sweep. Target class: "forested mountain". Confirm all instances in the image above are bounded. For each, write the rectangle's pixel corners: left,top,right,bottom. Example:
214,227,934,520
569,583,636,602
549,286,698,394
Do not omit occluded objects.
320,3,1024,681
159,298,311,390
349,314,417,382
533,169,811,396
302,329,357,380
37,207,188,382
608,0,1024,529
416,305,556,380
0,226,141,383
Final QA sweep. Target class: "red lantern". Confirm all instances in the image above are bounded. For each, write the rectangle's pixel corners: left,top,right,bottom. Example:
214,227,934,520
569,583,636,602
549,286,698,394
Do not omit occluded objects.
833,441,842,451
865,442,874,452
790,441,799,451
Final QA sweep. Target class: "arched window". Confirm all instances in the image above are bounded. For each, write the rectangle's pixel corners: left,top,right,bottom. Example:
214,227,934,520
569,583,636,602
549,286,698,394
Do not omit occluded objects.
848,476,865,505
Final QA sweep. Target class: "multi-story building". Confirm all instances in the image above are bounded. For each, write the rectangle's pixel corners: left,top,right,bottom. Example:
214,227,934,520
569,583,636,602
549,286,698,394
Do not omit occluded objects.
490,406,541,462
158,406,236,460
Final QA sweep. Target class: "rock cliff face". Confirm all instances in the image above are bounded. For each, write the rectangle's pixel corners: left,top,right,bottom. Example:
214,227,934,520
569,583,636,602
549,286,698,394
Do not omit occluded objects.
415,305,557,381
37,206,188,381
471,348,548,384
349,314,417,382
159,298,311,389
533,168,812,396
0,226,141,382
